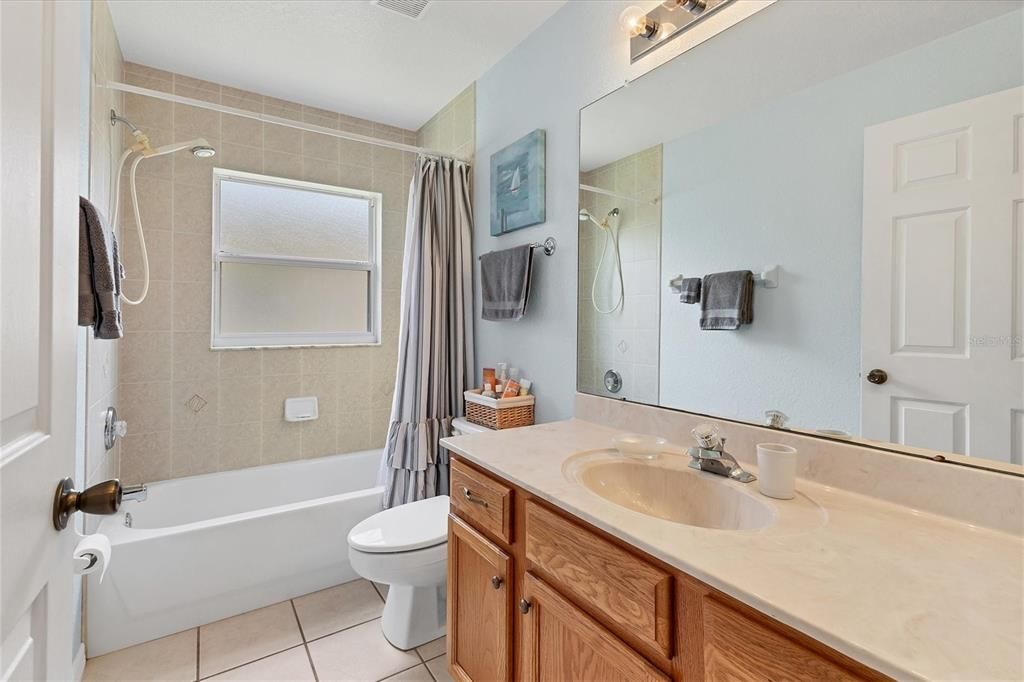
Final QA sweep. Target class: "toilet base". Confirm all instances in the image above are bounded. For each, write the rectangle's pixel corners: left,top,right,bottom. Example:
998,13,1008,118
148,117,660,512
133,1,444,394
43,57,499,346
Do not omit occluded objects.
380,583,447,650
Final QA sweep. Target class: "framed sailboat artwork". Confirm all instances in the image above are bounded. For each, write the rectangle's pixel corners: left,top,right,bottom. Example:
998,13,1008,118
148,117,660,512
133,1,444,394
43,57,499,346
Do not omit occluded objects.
490,129,546,235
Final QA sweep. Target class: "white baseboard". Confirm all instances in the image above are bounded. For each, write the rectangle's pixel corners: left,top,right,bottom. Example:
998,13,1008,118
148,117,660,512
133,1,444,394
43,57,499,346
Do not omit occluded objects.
73,642,86,682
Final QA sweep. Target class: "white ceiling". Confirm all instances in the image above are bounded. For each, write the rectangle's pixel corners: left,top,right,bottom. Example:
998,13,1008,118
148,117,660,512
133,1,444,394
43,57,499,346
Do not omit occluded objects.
107,0,565,131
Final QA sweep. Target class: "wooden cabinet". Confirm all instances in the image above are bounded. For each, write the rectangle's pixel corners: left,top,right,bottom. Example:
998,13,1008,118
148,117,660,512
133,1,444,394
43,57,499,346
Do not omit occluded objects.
447,514,513,682
446,457,888,682
520,572,670,682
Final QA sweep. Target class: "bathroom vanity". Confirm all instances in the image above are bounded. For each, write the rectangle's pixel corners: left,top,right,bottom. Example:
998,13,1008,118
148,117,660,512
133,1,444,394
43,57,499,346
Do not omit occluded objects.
440,419,1023,682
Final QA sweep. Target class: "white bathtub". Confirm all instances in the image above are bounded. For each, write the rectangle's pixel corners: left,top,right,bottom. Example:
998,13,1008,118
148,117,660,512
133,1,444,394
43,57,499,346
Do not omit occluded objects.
87,450,384,656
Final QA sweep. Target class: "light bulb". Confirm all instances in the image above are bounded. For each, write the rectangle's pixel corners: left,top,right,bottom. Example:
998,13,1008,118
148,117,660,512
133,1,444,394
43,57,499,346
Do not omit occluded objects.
619,6,652,38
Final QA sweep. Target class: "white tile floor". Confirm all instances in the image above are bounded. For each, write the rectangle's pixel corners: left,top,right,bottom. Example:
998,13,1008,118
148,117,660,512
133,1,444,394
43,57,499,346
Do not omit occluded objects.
83,579,450,682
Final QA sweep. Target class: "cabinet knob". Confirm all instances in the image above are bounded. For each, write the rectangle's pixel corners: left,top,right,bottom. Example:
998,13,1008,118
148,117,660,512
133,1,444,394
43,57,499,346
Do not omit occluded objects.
519,598,532,614
491,576,503,589
866,369,888,385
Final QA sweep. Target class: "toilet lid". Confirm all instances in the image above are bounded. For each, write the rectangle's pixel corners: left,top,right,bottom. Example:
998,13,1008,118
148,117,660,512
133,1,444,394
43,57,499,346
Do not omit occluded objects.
348,495,450,553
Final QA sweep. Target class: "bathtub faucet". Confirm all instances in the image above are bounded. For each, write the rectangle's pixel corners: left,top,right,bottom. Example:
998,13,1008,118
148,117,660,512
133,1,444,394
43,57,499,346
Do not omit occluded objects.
122,484,147,502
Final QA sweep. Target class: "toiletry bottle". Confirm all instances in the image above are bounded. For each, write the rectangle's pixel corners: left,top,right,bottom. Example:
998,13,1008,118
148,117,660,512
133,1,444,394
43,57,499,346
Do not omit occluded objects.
497,363,508,384
482,368,496,391
482,383,496,398
519,378,532,396
502,378,521,398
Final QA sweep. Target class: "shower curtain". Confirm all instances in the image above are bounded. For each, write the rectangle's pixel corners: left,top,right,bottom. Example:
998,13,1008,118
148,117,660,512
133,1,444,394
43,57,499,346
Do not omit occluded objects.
379,155,475,508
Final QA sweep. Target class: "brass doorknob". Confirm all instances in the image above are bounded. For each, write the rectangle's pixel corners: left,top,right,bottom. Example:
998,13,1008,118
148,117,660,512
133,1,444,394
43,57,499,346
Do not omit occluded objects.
866,369,888,385
53,478,122,530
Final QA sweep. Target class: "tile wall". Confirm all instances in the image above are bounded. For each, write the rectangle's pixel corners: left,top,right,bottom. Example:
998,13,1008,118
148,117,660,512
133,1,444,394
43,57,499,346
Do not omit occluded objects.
577,145,662,404
115,65,419,484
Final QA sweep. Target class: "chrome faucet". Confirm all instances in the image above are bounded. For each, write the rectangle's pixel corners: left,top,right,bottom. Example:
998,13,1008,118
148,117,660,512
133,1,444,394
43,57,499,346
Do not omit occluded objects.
687,434,756,483
121,484,147,503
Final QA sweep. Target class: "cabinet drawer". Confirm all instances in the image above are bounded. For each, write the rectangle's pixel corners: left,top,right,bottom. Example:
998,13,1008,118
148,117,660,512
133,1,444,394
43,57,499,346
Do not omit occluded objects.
702,595,871,681
524,501,673,657
450,459,513,543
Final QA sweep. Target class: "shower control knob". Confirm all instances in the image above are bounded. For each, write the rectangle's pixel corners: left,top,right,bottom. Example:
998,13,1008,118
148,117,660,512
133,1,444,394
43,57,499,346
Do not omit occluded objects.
491,576,504,590
866,369,888,385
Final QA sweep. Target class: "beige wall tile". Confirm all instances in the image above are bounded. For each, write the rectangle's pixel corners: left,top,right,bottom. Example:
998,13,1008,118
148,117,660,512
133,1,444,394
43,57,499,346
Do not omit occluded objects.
119,382,172,434
219,375,262,425
120,331,172,382
118,64,416,480
171,426,219,477
172,379,218,431
173,331,218,380
261,374,301,421
172,280,211,331
119,430,171,484
218,423,261,471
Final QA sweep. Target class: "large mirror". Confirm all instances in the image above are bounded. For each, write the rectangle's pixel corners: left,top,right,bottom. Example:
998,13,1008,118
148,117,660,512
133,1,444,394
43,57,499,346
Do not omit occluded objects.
578,0,1024,468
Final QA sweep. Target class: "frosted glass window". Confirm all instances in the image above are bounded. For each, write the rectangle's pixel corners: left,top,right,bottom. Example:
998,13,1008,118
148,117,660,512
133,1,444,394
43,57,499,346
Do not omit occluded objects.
219,180,370,261
212,169,382,348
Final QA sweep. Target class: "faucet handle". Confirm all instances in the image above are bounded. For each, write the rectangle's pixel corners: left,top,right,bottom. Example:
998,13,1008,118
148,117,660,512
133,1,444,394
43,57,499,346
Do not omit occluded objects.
691,423,722,449
765,410,789,429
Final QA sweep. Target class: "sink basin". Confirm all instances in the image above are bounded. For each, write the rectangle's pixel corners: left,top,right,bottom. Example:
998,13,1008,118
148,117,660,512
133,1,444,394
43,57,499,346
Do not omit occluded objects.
564,451,775,531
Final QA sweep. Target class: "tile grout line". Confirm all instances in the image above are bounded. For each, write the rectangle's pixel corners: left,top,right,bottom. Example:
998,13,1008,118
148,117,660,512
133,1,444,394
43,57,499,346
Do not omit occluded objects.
196,643,306,681
290,599,320,682
303,615,384,646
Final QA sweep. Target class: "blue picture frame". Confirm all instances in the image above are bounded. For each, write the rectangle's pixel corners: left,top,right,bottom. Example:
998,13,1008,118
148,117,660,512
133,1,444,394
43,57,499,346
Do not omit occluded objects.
490,129,546,235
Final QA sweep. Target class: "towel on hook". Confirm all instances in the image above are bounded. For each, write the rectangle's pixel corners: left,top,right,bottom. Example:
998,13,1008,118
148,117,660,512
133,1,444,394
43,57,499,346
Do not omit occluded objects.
78,196,124,339
700,270,753,330
480,244,534,321
678,277,702,304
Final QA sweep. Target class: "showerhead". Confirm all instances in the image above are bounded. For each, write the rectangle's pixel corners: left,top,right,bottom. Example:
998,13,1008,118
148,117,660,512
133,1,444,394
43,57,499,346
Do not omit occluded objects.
146,137,216,158
578,207,620,230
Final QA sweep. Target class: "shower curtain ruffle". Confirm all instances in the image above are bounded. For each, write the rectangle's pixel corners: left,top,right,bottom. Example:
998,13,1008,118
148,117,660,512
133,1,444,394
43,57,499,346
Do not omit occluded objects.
379,155,474,509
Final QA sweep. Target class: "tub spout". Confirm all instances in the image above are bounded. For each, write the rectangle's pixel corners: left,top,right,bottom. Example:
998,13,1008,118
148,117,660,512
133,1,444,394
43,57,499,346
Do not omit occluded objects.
122,484,147,502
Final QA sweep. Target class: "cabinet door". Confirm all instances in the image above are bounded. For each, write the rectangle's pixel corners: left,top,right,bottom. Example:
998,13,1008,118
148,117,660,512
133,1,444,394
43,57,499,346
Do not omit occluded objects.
520,573,669,682
447,514,513,682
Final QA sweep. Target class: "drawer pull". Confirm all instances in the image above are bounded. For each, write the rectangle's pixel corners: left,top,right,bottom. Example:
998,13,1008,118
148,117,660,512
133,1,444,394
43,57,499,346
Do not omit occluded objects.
462,487,489,508
491,576,504,589
519,598,532,614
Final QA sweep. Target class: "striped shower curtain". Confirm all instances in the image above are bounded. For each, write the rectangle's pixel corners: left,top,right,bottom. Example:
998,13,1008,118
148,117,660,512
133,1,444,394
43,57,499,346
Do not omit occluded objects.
379,155,475,508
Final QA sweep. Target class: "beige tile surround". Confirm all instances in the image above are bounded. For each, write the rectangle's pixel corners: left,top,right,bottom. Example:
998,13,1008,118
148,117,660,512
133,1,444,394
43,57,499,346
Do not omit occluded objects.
83,579,449,682
575,393,1024,535
116,64,475,484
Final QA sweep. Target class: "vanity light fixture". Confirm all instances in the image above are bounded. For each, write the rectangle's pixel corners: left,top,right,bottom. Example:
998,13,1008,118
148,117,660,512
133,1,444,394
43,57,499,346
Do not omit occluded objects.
624,0,736,63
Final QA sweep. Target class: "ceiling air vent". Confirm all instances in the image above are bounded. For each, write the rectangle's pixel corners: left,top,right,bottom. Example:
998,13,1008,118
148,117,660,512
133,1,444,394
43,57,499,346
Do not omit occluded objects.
373,0,430,20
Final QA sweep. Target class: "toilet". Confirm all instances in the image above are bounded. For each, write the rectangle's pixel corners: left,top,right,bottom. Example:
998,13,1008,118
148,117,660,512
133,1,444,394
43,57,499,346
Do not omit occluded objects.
348,417,490,650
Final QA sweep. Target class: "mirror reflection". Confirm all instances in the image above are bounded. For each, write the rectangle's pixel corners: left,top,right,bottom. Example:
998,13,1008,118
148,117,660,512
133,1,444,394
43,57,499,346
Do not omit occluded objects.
578,0,1024,466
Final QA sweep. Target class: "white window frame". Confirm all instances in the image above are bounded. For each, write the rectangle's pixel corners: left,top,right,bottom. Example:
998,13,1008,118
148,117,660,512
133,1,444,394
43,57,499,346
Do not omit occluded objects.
211,168,383,349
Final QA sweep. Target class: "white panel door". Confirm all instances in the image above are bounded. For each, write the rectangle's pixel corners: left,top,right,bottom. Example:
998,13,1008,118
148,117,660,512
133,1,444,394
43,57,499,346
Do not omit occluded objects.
862,87,1024,463
1,2,82,680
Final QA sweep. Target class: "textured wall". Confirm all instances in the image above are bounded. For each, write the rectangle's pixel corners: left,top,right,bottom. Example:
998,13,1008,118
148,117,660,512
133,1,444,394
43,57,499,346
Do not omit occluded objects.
116,64,416,484
578,146,661,404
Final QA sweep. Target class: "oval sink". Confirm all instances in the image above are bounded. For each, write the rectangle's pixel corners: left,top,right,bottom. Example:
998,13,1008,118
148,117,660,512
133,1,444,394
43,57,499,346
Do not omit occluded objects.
565,452,775,531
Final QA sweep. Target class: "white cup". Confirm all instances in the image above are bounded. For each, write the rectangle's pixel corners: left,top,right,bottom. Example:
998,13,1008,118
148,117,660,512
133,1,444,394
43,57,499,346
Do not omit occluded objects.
756,443,798,499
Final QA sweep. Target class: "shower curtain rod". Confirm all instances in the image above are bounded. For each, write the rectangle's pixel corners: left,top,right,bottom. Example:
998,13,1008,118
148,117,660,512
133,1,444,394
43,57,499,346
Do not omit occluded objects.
102,81,471,163
579,183,659,205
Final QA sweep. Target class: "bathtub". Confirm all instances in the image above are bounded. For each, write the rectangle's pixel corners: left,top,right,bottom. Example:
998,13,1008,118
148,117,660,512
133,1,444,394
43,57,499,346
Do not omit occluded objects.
86,450,384,656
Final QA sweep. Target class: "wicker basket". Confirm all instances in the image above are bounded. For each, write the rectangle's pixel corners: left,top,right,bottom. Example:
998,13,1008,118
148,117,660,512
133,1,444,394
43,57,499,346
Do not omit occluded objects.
464,389,535,430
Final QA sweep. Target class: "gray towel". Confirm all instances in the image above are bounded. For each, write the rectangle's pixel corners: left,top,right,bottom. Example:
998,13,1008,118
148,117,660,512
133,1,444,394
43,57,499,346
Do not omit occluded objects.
480,244,534,321
700,270,753,330
678,277,701,304
78,196,124,339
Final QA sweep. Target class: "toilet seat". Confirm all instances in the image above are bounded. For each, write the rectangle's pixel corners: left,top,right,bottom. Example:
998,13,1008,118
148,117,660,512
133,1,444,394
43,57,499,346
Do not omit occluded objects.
348,495,449,554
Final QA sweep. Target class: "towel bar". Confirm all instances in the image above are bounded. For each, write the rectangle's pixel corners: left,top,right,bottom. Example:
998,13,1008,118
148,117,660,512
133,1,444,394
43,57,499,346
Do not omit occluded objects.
529,237,557,256
668,265,779,293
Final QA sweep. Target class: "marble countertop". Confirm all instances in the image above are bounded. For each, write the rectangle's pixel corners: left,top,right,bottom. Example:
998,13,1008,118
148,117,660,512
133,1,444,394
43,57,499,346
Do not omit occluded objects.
440,419,1024,682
